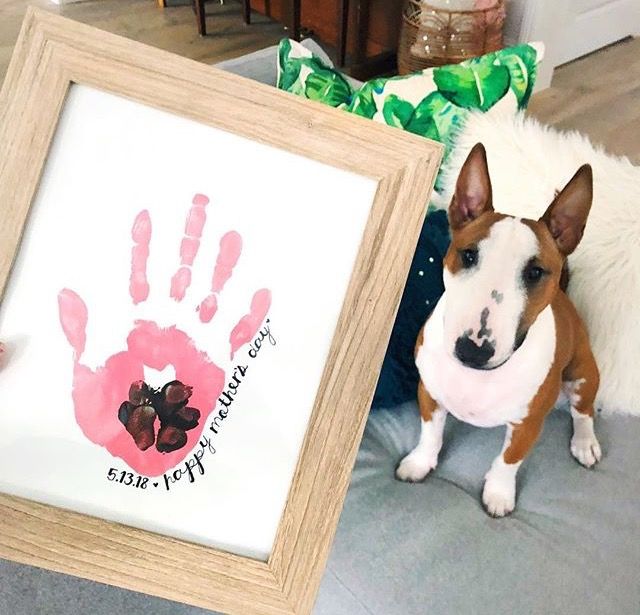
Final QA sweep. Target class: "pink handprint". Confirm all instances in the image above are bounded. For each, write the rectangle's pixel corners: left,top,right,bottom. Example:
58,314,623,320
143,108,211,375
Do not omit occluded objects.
58,194,271,477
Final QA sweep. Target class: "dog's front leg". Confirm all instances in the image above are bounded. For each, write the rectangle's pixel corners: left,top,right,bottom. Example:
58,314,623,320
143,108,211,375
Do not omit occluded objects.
483,415,543,517
396,381,447,482
564,348,601,467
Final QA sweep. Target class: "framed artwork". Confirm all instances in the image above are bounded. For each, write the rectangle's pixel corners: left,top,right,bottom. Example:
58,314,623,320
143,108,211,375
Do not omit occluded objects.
0,9,442,615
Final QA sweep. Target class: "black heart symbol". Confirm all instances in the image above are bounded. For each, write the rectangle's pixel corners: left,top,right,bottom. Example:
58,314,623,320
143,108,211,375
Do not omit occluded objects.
153,482,158,487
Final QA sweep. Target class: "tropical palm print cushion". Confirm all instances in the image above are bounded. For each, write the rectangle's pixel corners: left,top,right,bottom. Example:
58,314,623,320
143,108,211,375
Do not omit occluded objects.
277,38,544,183
276,38,545,410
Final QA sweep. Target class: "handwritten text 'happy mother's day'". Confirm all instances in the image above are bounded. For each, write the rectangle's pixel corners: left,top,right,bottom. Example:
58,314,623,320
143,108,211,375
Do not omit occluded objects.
164,319,276,490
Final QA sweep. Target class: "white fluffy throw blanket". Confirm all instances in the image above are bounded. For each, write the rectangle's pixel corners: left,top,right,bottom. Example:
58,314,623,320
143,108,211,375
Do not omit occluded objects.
433,112,640,415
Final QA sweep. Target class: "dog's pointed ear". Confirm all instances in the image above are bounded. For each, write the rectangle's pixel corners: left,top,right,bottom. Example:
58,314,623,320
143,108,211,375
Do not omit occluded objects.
540,164,593,256
449,143,494,230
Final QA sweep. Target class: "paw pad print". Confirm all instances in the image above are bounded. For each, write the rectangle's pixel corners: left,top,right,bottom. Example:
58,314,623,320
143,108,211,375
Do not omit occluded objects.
118,380,201,453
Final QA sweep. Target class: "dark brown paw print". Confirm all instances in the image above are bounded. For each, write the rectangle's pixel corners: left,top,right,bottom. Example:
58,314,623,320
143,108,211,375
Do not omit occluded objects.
119,402,156,451
118,379,201,453
156,424,188,453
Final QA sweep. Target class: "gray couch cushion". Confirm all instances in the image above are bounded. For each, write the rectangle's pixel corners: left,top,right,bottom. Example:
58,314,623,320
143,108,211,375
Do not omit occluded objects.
214,39,363,90
214,38,334,86
317,402,640,615
3,403,638,614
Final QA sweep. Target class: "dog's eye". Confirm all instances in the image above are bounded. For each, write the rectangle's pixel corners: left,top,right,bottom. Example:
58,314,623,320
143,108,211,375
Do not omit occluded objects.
524,264,545,285
460,248,478,269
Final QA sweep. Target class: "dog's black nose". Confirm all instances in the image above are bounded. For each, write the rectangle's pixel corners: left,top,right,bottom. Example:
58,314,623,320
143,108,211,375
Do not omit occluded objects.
454,336,495,369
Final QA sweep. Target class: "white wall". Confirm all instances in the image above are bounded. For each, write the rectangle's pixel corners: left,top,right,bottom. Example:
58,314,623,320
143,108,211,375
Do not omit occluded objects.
504,0,640,90
503,0,527,45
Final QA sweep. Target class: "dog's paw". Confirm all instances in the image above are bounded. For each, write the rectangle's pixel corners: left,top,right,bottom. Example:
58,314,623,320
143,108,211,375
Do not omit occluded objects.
571,433,602,468
483,460,517,517
482,482,516,517
395,450,437,483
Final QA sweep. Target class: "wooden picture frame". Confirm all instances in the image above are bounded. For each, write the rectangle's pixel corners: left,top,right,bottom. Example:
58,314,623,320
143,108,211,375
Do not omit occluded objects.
0,9,441,615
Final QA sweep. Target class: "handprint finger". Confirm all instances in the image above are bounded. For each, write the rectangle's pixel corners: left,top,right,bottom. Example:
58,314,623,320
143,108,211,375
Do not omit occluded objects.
170,193,209,301
58,288,88,360
229,288,272,359
199,231,242,323
130,210,151,305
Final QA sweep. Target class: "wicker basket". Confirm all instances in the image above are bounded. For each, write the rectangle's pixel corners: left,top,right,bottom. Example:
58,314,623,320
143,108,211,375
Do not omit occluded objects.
398,0,505,74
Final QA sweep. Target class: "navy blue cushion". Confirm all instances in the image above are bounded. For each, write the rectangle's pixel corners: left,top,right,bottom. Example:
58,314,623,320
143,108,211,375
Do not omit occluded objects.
372,209,450,409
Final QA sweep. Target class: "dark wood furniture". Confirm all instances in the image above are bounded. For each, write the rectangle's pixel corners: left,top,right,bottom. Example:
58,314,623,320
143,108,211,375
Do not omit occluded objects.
337,0,349,66
191,0,303,40
335,0,398,76
251,0,402,78
281,0,301,41
193,0,253,36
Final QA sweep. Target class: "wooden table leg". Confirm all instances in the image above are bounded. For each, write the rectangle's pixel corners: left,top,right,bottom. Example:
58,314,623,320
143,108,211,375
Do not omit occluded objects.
194,0,206,36
282,0,301,41
242,0,251,25
353,0,367,68
337,0,350,67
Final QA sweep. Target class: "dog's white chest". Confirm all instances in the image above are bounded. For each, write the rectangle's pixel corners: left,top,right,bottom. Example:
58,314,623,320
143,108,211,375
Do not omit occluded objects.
416,294,557,428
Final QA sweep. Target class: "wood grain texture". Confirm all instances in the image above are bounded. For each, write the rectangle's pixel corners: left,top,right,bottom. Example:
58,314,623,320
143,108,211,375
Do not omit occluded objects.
0,9,442,615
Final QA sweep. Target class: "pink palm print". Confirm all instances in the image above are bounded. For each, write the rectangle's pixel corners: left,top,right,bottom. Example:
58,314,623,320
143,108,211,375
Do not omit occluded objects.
57,194,271,477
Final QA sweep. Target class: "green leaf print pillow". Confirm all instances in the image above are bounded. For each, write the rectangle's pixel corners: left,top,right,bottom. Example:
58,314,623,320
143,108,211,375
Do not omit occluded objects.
277,38,544,180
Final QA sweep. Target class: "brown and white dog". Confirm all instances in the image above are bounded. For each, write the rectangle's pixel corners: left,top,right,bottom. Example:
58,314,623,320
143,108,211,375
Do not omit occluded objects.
396,143,602,516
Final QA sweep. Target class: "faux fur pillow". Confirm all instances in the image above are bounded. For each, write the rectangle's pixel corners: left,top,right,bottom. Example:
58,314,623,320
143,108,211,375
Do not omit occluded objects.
434,112,640,414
